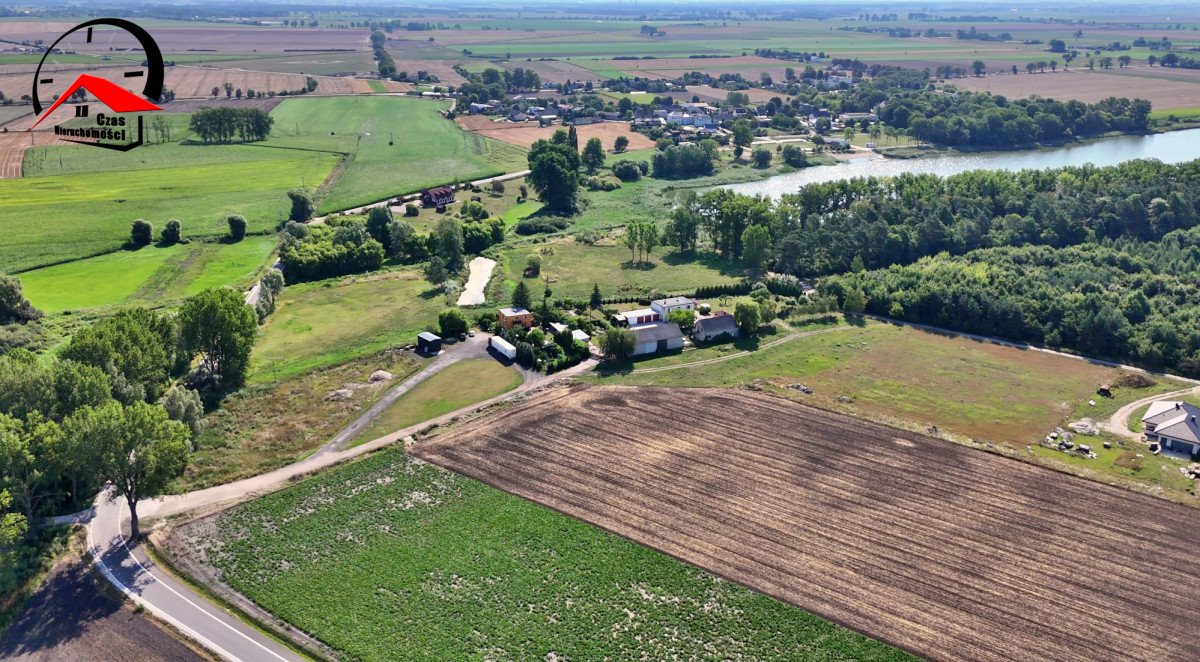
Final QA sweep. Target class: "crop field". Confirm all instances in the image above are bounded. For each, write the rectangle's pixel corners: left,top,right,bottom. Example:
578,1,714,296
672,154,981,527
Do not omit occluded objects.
267,96,527,212
456,114,653,151
0,140,334,273
250,269,445,384
350,358,522,446
19,235,276,312
414,385,1200,662
953,68,1200,110
494,241,744,302
170,439,912,661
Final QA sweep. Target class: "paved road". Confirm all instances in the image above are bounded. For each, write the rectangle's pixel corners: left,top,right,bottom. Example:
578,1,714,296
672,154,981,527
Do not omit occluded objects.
84,352,594,661
309,169,531,225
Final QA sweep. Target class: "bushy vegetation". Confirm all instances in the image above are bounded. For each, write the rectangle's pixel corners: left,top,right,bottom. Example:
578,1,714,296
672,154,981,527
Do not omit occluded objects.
278,218,386,284
651,143,715,179
188,107,274,143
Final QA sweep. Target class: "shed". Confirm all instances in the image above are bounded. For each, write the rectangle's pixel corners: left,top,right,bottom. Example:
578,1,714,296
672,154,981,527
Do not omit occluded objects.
571,329,591,343
417,331,442,354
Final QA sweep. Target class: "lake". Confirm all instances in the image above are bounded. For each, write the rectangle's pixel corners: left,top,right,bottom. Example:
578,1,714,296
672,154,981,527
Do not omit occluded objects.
724,128,1200,198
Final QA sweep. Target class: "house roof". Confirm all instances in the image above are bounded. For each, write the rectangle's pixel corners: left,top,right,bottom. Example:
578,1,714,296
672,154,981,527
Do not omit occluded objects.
632,322,683,344
548,322,568,334
499,307,530,316
417,331,441,342
1144,401,1200,444
653,296,694,308
620,308,657,322
571,329,590,342
694,315,738,335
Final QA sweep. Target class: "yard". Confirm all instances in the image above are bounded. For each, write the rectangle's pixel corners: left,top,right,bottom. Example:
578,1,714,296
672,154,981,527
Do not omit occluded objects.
349,358,523,447
249,269,445,384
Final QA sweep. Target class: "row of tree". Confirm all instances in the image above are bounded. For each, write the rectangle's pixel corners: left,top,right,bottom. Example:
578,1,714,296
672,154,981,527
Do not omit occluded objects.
188,107,274,143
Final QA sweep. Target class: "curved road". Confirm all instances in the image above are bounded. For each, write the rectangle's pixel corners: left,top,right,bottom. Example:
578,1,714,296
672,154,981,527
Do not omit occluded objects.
86,349,595,661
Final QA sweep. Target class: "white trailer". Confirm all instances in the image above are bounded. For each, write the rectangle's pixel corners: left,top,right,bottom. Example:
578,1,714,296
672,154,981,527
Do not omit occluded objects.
490,335,517,360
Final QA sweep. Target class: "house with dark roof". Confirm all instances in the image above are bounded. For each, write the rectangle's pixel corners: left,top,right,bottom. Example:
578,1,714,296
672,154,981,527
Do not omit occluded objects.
631,322,684,356
1141,401,1200,458
420,186,455,207
692,313,739,343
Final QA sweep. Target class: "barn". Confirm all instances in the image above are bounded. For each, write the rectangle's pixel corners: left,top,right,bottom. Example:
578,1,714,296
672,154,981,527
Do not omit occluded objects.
631,322,684,357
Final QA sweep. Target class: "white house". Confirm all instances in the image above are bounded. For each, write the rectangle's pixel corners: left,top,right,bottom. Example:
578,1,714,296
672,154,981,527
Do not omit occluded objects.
650,296,696,320
631,322,684,356
619,308,659,327
1141,401,1200,457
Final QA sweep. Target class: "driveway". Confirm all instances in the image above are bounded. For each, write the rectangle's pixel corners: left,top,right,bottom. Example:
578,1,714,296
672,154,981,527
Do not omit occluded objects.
1100,385,1200,441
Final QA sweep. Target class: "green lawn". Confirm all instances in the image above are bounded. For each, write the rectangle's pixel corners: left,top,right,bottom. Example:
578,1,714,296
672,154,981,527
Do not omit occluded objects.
350,358,522,446
250,269,446,383
493,241,744,303
19,236,277,312
185,446,913,661
266,96,527,212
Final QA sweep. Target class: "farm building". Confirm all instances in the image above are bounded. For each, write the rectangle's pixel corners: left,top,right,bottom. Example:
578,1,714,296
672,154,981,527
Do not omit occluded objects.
651,296,696,320
631,322,685,356
1141,401,1200,458
489,335,517,360
417,331,442,354
421,186,455,207
498,307,534,329
618,308,659,327
693,313,739,343
571,329,590,344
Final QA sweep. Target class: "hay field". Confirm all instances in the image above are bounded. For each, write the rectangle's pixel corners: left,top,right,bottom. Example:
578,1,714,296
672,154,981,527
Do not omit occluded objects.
952,68,1200,110
456,115,653,151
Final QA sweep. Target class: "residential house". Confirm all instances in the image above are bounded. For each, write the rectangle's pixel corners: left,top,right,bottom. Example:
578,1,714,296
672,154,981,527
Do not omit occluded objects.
1141,401,1200,457
631,322,685,356
692,313,739,343
468,102,496,114
508,110,529,122
650,297,696,320
420,186,455,207
498,307,534,329
598,111,622,121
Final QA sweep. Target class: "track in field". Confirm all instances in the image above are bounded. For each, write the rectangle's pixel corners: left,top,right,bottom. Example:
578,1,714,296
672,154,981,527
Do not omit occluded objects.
414,385,1200,662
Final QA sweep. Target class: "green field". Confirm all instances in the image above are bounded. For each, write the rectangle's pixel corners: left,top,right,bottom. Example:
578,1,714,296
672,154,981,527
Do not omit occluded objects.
266,96,527,212
494,241,744,303
184,446,912,661
19,236,276,312
250,269,445,383
2,137,333,273
350,358,522,446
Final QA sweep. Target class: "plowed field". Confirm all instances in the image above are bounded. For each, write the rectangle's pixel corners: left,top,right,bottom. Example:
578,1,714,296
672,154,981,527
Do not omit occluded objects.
414,385,1200,662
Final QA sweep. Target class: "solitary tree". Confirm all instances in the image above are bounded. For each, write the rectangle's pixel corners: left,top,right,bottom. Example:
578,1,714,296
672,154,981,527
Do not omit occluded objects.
83,401,190,540
751,147,772,168
438,308,468,337
614,135,629,153
226,214,246,241
972,60,986,76
178,288,257,390
581,137,605,172
527,140,581,214
589,283,603,309
288,188,314,222
512,280,532,309
599,327,635,359
366,206,393,247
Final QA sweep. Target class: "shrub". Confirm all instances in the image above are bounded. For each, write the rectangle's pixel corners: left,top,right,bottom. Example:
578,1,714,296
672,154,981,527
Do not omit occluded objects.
611,160,641,182
227,214,247,241
752,147,772,168
491,180,506,194
404,203,419,217
131,219,153,247
161,219,183,245
438,308,468,337
515,216,571,235
525,254,542,276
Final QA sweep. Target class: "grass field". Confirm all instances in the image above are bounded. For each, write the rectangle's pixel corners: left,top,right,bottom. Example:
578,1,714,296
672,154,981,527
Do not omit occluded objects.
171,444,912,661
266,96,527,212
350,358,522,446
493,240,744,303
19,236,277,312
249,269,445,384
1,140,333,273
183,350,421,491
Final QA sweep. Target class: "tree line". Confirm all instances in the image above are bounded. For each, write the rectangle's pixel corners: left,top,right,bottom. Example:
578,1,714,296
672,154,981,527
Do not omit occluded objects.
189,107,274,143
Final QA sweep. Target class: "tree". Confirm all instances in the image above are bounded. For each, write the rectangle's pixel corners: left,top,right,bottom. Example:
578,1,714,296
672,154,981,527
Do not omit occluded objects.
424,255,448,284
668,308,695,329
731,119,754,149
131,219,153,247
434,218,464,271
226,214,246,241
0,489,26,562
512,281,532,310
438,308,468,337
638,222,660,262
160,219,182,245
288,188,314,222
162,386,203,444
843,287,866,315
664,199,701,253
525,254,542,276
758,297,777,323
1026,62,1037,74
61,308,174,404
223,82,233,98
972,60,986,76
81,401,190,539
781,144,808,167
178,288,257,390
741,225,772,273
843,126,856,143
0,413,61,522
581,137,605,172
567,125,579,150
614,135,629,153
599,327,635,360
0,276,41,326
387,220,416,260
751,147,772,168
366,206,393,247
527,139,581,214
589,284,603,309
734,301,761,336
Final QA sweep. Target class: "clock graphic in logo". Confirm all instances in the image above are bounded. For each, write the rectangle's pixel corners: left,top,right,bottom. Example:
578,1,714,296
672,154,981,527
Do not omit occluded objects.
29,18,164,151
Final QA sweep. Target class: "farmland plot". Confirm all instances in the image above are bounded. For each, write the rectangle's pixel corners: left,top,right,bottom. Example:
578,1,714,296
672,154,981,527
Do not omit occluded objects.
414,385,1200,662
